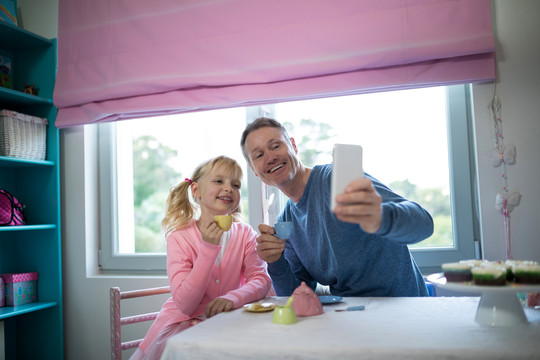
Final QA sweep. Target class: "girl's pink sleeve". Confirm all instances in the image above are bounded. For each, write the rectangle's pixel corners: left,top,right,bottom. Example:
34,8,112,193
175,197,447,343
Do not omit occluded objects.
167,229,220,316
220,225,271,307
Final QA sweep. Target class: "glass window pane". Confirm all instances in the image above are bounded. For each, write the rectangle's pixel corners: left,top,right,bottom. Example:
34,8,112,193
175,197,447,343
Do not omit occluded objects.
115,108,249,254
100,85,475,272
273,86,453,248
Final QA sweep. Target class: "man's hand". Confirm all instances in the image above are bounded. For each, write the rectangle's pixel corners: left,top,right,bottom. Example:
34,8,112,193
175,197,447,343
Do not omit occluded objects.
333,177,382,233
256,224,286,263
205,298,234,318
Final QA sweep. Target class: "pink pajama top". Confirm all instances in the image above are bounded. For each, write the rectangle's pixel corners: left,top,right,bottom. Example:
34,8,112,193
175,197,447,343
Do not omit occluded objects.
140,220,271,351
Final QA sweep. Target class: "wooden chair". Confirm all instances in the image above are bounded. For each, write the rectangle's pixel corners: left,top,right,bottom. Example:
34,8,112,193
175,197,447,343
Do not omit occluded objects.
110,286,170,360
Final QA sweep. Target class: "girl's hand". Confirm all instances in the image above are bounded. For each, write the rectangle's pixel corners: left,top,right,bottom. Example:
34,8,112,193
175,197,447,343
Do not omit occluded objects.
206,298,234,318
199,219,223,245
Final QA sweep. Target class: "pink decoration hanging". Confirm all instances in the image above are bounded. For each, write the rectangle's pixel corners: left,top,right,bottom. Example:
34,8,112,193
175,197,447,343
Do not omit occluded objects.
488,93,519,260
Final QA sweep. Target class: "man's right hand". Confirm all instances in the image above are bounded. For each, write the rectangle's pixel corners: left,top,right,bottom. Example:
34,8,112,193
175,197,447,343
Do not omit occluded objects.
256,224,286,263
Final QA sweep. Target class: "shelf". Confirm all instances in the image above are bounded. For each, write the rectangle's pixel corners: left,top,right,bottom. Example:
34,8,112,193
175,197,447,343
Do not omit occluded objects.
0,21,53,51
0,87,53,108
0,302,57,320
0,156,55,167
0,224,56,232
0,15,63,359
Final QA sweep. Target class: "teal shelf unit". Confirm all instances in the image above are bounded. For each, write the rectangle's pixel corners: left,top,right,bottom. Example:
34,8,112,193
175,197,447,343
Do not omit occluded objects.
0,20,63,360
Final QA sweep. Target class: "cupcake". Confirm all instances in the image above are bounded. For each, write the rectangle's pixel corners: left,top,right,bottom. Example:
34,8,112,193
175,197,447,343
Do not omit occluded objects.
512,263,540,284
484,261,513,281
442,262,473,282
471,266,507,286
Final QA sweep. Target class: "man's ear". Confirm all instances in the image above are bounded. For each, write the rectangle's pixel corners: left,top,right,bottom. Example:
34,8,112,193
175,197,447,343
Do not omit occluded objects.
290,137,299,154
248,163,259,178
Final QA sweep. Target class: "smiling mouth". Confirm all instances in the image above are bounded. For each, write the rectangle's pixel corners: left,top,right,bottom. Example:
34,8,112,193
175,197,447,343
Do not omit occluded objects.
218,196,233,203
269,163,285,173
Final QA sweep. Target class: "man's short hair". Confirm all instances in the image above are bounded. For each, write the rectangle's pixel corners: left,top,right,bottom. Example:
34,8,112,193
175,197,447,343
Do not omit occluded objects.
240,117,290,162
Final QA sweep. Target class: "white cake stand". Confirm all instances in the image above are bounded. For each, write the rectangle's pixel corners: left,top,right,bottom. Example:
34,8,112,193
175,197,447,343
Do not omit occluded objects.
427,273,540,327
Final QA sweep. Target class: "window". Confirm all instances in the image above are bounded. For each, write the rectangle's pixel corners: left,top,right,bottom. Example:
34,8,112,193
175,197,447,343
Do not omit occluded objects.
99,85,477,274
98,107,252,272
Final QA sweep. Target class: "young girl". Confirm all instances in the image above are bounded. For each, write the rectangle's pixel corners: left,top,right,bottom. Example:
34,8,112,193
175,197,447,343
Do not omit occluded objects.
131,156,271,360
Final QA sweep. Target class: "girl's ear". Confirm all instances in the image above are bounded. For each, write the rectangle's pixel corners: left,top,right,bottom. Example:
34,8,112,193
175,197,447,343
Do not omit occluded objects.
191,182,200,200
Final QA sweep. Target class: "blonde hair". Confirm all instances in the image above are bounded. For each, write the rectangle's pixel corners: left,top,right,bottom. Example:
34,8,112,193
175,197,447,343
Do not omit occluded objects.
162,156,244,236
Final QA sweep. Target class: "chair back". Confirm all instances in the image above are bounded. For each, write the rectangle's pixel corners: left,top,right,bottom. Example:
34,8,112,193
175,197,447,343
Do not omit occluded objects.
110,286,170,360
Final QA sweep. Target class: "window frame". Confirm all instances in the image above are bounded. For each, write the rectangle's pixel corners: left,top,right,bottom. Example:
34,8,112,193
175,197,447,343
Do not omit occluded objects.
98,84,478,274
409,84,478,274
99,121,167,273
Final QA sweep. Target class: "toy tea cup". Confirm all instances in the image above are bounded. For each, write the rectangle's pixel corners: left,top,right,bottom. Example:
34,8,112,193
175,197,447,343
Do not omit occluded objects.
274,221,293,240
272,297,297,325
214,215,233,231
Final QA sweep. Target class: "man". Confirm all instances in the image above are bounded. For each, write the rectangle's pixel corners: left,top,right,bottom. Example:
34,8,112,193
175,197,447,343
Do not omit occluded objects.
240,117,434,296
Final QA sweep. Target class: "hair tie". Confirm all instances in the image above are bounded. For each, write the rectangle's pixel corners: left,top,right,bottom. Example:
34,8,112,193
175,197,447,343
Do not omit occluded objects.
185,178,193,184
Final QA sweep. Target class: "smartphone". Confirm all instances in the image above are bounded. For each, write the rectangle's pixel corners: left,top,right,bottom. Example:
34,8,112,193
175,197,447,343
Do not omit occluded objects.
330,144,363,210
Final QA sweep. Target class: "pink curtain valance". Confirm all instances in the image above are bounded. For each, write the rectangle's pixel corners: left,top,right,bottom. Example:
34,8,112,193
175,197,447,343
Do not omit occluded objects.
53,0,495,128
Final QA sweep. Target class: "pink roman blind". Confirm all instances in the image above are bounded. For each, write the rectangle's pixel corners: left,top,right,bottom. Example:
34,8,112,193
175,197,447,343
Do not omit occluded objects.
53,0,495,128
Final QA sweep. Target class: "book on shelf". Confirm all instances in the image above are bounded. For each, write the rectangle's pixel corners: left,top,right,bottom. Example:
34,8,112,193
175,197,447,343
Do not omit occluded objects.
0,55,13,89
0,0,17,25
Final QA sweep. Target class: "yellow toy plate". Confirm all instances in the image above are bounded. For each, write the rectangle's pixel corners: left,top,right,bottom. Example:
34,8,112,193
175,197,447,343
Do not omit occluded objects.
243,302,277,313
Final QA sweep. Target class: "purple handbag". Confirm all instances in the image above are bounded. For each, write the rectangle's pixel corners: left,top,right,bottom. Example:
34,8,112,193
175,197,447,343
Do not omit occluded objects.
0,190,26,226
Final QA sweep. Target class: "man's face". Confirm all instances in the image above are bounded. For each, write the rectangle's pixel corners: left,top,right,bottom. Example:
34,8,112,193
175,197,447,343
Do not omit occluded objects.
243,126,301,189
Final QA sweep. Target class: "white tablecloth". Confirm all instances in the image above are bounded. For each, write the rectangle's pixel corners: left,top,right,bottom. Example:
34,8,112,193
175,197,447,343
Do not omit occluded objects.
161,297,540,360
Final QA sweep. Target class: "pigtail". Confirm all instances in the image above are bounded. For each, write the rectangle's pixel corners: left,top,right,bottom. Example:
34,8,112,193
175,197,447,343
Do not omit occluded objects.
162,179,196,236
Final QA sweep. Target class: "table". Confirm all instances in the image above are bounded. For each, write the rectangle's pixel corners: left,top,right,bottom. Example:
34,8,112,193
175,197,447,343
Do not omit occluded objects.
161,297,540,360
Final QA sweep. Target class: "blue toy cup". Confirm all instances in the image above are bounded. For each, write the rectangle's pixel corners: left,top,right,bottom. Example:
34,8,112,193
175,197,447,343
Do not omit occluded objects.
274,222,293,239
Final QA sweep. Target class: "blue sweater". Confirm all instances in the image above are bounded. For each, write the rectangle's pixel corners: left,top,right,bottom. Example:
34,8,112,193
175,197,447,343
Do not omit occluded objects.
268,164,433,297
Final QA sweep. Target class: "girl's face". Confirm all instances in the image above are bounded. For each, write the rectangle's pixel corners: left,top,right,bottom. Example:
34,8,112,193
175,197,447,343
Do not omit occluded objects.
192,165,241,217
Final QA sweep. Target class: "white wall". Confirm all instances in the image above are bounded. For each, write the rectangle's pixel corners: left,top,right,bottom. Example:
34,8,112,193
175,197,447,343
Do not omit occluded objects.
17,1,540,359
472,1,540,261
17,0,58,39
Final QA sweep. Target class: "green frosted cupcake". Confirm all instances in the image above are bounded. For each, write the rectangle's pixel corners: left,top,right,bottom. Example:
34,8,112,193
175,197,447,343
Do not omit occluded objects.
486,261,513,281
512,264,540,284
471,266,507,286
442,262,473,282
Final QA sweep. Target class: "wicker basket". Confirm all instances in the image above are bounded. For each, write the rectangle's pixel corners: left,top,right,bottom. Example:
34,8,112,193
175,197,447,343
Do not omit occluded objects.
0,110,48,160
